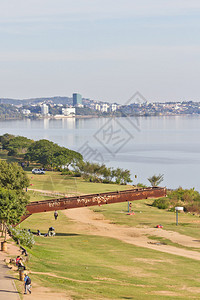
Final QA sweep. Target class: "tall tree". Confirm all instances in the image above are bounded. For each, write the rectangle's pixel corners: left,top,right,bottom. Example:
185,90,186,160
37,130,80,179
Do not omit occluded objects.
0,161,29,240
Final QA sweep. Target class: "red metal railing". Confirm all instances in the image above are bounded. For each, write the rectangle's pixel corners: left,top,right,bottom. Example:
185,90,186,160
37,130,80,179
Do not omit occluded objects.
19,187,166,223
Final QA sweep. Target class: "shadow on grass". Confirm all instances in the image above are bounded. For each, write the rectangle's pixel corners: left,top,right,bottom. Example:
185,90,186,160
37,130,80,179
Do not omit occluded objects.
5,275,20,281
0,289,19,294
56,233,80,237
32,231,80,237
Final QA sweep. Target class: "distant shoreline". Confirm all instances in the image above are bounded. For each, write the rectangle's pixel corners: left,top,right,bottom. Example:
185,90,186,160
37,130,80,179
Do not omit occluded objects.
1,113,200,121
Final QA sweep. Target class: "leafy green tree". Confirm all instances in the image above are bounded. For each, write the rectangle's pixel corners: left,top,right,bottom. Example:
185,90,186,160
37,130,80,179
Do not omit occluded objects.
0,133,15,148
120,169,132,185
0,161,29,191
53,147,83,169
112,168,132,185
26,139,82,169
0,161,29,240
26,139,60,167
148,174,164,187
101,165,112,182
4,136,34,156
0,187,28,225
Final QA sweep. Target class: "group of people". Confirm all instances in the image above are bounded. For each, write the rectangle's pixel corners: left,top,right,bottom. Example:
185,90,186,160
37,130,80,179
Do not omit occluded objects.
16,211,59,294
16,256,31,294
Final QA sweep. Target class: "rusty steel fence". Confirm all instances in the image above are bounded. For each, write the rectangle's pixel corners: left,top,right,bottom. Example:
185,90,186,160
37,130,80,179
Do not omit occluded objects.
19,187,166,223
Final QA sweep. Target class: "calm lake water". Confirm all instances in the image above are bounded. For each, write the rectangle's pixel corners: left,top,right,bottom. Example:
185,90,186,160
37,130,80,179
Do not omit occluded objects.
0,116,200,190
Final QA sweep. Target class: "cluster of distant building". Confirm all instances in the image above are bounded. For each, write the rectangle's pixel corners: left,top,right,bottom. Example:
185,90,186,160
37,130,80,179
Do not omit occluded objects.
6,93,200,119
21,93,120,117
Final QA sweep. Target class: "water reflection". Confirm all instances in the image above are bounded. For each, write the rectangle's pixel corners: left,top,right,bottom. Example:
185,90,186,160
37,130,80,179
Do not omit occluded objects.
0,116,200,189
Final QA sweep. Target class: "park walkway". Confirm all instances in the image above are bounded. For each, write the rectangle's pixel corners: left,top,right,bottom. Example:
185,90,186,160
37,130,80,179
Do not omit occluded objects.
0,249,20,300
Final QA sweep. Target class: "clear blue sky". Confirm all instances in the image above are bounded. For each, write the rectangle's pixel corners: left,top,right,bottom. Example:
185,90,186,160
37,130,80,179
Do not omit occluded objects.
1,0,200,103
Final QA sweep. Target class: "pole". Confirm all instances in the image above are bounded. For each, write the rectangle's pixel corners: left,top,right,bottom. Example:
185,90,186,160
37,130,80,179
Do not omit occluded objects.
176,210,178,226
128,201,130,213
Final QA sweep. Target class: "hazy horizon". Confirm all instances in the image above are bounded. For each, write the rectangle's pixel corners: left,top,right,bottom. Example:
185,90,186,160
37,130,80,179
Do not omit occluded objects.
1,1,200,104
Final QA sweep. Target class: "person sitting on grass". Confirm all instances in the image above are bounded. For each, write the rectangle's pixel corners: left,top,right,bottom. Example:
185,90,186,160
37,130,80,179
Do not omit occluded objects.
48,226,55,236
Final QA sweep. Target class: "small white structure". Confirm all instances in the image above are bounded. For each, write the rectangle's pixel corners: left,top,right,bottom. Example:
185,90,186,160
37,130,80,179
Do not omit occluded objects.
109,104,117,112
22,109,31,115
41,104,49,115
62,107,76,116
101,103,109,113
95,104,101,111
175,207,184,211
175,207,184,225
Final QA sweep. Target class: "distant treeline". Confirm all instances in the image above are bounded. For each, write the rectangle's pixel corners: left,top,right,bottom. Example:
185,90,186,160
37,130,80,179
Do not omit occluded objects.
0,133,132,185
0,104,23,120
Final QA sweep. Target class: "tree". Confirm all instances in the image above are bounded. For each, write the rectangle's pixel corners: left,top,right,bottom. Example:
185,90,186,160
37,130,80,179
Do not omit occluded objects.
53,147,83,169
0,133,15,148
0,187,28,226
0,161,29,240
26,140,83,169
4,136,34,156
0,161,29,191
148,174,164,187
25,139,60,167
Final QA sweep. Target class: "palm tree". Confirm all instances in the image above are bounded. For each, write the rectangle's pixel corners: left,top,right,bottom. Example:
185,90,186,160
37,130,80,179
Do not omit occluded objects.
148,174,164,187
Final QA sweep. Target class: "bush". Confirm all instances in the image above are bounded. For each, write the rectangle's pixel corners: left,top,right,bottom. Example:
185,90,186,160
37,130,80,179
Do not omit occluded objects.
9,226,35,248
152,198,170,209
73,172,81,177
135,183,148,188
61,170,74,176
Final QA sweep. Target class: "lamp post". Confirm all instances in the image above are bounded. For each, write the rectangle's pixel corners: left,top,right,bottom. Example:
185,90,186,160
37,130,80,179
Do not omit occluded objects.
175,207,184,225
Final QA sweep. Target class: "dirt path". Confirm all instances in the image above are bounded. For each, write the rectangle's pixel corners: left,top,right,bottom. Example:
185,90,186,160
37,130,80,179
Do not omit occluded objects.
64,207,200,261
0,238,71,300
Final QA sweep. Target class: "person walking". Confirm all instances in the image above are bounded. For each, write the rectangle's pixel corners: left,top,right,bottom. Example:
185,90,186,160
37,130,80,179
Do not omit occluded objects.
54,211,58,220
24,274,31,294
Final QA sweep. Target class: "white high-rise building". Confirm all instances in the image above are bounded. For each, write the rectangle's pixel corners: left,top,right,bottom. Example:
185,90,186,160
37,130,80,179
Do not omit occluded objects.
41,104,49,115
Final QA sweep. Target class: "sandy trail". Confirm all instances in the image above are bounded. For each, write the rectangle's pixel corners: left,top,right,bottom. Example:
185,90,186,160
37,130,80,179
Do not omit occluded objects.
0,238,71,300
64,207,200,261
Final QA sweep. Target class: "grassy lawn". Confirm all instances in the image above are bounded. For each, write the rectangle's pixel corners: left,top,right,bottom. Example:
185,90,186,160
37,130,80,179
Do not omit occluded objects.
28,190,56,202
91,200,200,240
27,171,133,195
2,150,200,298
20,211,200,300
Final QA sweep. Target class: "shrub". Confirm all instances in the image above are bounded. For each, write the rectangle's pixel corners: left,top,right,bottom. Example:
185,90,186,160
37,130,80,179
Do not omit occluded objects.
61,170,74,176
73,172,81,177
9,226,35,248
152,198,170,209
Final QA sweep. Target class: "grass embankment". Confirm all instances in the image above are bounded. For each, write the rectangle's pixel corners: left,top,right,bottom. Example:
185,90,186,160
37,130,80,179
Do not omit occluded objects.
20,200,200,299
27,171,133,201
2,151,200,298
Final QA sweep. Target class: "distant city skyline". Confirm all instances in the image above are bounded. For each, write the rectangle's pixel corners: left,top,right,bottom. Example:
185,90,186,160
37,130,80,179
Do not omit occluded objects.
0,1,200,103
